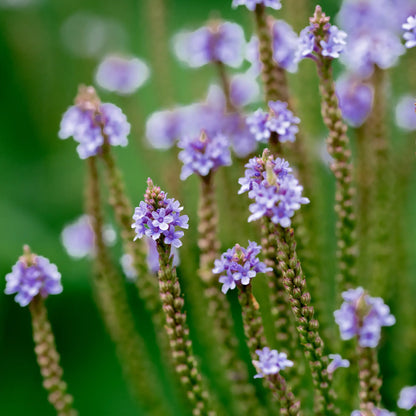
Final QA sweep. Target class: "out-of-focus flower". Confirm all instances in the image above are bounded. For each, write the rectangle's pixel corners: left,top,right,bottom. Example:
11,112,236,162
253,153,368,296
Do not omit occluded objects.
173,21,245,68
146,238,180,274
398,385,416,411
5,247,63,307
395,95,416,131
272,20,299,73
351,409,395,416
230,73,260,107
327,354,350,374
403,16,416,48
95,55,150,95
120,254,138,281
336,74,374,127
231,0,282,11
252,347,293,379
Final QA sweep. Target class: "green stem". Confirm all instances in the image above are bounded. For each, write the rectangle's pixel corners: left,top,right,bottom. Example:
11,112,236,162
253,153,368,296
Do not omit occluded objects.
358,347,382,412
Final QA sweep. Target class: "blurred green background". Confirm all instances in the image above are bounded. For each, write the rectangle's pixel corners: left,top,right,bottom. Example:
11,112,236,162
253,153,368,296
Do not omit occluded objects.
1,0,415,415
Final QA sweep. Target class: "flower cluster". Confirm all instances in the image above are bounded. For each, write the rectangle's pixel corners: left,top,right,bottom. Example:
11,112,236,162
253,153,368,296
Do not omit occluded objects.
398,385,416,412
239,152,309,227
178,131,232,180
213,241,271,294
95,55,150,95
327,354,350,374
132,179,189,248
59,86,130,159
403,15,416,48
351,409,394,416
252,347,293,379
5,248,63,307
334,287,395,348
231,0,282,11
246,100,300,143
173,21,245,68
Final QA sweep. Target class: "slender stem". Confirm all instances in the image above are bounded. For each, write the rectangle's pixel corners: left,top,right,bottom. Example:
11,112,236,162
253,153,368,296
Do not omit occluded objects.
358,347,382,412
29,296,77,416
215,61,236,112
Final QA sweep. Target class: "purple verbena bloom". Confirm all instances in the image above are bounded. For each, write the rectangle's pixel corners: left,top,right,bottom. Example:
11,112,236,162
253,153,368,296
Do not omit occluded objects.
246,109,271,142
398,385,416,410
336,74,374,127
334,287,395,348
395,95,416,131
320,25,348,58
132,179,189,248
231,0,282,11
403,15,416,47
230,72,260,107
178,131,232,180
5,249,63,307
272,20,299,73
95,55,150,95
351,409,395,416
239,151,308,227
253,347,293,379
59,86,130,159
327,354,350,374
296,25,316,60
213,241,271,294
173,21,245,68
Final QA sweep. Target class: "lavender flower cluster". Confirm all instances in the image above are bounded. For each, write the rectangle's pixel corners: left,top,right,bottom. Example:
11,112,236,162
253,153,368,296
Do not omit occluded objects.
253,347,293,379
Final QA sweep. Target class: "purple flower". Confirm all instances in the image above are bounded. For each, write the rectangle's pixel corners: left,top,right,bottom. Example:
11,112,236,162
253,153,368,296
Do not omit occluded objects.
351,409,395,416
213,241,271,294
246,109,271,142
230,72,260,107
178,131,232,180
246,36,261,75
403,15,416,47
253,347,293,379
398,385,416,410
59,86,130,159
334,287,395,348
320,25,348,59
132,179,189,248
239,152,309,227
272,20,299,73
95,55,150,95
336,74,374,127
61,215,116,259
231,0,282,11
296,25,316,60
327,354,350,374
5,248,63,307
173,21,245,68
395,95,416,131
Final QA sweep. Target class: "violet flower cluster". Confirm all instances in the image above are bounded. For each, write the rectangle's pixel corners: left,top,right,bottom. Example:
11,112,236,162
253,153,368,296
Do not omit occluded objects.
212,241,271,294
173,21,245,68
177,131,232,180
327,354,350,374
398,385,416,412
59,87,130,159
334,287,395,348
5,251,63,307
246,100,300,143
252,347,293,379
403,15,416,48
239,153,309,227
231,0,282,11
132,180,189,248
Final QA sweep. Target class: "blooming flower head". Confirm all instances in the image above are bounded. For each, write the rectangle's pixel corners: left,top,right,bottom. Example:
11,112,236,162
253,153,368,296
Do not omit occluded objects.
173,21,245,68
403,15,416,48
132,179,189,248
5,246,63,307
398,385,416,411
327,354,350,374
231,0,282,11
213,241,271,293
61,215,116,259
297,7,347,62
395,95,416,131
252,347,294,379
178,130,232,180
238,150,309,227
246,100,300,144
59,85,130,159
336,74,374,127
334,287,396,348
95,55,150,95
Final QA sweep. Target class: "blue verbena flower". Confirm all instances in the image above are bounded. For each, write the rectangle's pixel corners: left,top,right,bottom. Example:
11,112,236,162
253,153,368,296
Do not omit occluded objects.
95,55,150,95
5,248,63,307
239,151,309,227
252,347,294,379
178,131,232,180
246,100,300,144
231,0,282,11
403,15,416,48
132,179,189,248
395,95,416,131
272,20,299,73
336,74,374,127
327,354,350,374
213,241,271,294
398,385,416,411
334,287,396,348
59,86,130,159
351,409,395,416
173,21,245,68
